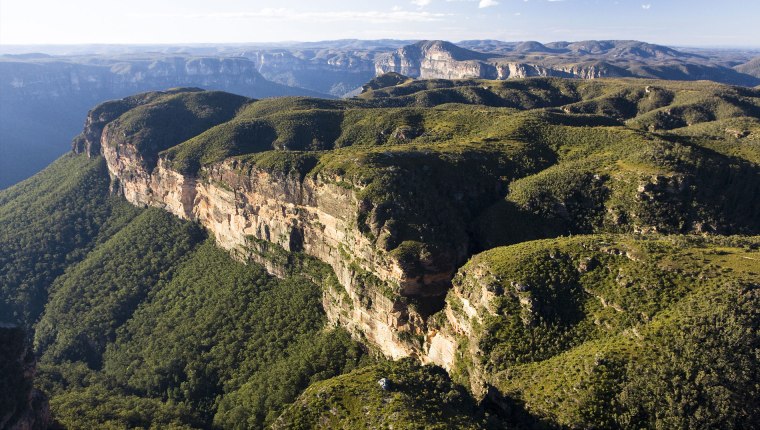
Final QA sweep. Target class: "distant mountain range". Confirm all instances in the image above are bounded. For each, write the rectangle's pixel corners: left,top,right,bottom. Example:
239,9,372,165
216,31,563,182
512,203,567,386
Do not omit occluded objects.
0,55,325,189
736,56,760,78
375,40,760,85
1,39,759,188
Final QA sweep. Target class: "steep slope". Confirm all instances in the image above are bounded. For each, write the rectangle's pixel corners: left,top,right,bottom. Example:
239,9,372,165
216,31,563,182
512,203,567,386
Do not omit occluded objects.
377,40,760,86
74,78,760,364
431,235,760,428
735,56,760,78
33,209,205,367
242,47,378,97
0,155,142,329
375,40,563,80
274,359,486,429
375,40,492,79
0,153,372,429
36,235,367,429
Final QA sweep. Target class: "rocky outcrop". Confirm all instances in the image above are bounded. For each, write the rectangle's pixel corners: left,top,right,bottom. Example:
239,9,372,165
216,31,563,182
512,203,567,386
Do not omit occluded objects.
375,41,637,81
375,40,489,79
377,57,627,81
374,40,758,85
554,62,631,79
420,233,760,422
422,263,500,397
96,122,440,359
0,325,51,430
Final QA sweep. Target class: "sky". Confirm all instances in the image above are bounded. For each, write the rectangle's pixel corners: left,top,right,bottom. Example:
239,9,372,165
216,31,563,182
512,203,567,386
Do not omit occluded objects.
1,0,759,47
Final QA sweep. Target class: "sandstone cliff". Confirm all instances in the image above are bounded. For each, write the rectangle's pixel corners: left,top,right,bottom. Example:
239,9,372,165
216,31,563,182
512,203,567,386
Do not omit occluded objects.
100,149,437,358
374,40,760,85
74,79,760,368
375,41,632,80
0,56,322,102
424,234,760,418
80,90,460,358
243,49,377,97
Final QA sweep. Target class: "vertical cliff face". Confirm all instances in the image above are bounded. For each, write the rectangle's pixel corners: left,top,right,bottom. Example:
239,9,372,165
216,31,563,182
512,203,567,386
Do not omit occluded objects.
96,123,443,359
376,41,491,79
81,79,760,377
0,325,51,430
421,261,502,397
0,57,320,102
375,41,636,81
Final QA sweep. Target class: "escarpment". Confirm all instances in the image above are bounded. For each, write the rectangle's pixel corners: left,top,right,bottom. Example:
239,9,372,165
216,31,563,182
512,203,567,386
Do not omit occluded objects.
74,78,760,366
85,93,487,359
430,236,760,427
100,146,443,358
374,40,760,87
105,154,459,358
375,41,645,81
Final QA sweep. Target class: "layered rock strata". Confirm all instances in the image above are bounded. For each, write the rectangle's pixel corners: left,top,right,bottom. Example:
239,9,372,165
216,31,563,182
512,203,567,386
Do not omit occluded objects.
94,128,441,359
375,41,630,80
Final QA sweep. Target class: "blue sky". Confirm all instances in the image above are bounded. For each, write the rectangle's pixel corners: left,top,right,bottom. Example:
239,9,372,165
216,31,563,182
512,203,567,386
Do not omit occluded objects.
1,0,758,46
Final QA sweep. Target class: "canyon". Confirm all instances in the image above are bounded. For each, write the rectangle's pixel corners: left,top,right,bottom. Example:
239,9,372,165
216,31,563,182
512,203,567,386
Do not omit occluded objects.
70,77,760,397
2,73,758,428
94,120,442,362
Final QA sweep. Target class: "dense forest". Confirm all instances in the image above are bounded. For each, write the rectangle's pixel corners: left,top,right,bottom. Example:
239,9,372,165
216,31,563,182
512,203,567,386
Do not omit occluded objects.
1,75,759,429
0,155,374,428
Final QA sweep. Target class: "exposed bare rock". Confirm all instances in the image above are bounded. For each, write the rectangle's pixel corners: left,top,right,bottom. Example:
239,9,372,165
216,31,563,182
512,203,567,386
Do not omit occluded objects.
99,127,440,359
375,40,759,85
375,40,491,79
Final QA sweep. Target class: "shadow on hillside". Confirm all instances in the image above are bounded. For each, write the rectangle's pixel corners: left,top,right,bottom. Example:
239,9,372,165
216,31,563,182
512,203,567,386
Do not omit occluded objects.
470,133,760,255
480,385,561,430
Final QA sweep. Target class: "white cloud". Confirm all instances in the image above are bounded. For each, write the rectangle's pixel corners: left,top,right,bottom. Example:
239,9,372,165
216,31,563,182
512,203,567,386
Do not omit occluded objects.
642,3,651,9
412,0,433,6
479,0,499,8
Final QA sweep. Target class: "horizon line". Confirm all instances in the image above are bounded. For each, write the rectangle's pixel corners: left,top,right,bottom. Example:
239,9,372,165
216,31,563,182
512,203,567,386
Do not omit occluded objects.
1,39,760,51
